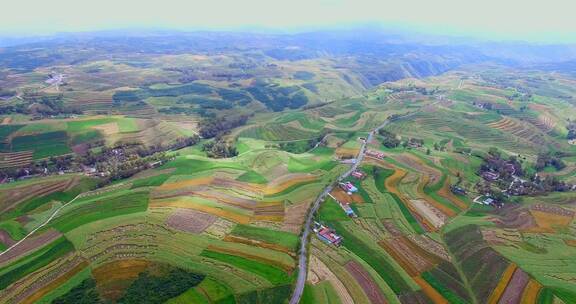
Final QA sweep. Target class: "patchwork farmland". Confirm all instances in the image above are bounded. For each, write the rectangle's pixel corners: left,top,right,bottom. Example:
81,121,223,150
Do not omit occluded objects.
1,54,576,304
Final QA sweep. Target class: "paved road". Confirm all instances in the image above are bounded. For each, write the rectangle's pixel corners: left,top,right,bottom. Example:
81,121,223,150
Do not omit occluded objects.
288,117,394,304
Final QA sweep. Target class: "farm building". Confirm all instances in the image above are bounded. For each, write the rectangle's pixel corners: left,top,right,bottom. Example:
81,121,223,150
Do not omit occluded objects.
450,185,467,195
481,171,500,181
351,171,366,179
313,222,342,246
339,182,358,194
366,150,385,159
341,203,357,217
328,193,357,217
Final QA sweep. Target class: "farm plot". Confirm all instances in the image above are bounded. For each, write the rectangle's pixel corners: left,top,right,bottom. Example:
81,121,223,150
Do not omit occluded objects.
50,189,150,233
378,236,440,277
165,208,217,233
523,204,575,233
0,236,75,291
10,131,71,159
239,124,317,141
200,249,291,285
374,167,431,233
0,151,33,168
1,254,87,304
0,176,79,214
487,117,548,146
345,260,388,304
445,224,511,303
307,255,354,304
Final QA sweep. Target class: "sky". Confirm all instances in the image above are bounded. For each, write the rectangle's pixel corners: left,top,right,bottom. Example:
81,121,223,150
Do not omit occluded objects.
1,0,575,42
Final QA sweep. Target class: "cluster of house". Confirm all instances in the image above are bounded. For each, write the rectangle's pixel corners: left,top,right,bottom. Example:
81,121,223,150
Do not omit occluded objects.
481,162,516,182
366,150,385,159
313,222,343,246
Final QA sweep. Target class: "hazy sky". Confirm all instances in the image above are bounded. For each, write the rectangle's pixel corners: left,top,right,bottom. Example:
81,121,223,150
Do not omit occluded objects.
1,0,575,42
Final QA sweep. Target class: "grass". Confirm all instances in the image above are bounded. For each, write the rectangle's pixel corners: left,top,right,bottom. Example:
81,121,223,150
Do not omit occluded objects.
318,197,351,222
66,118,116,133
231,224,299,249
200,250,290,285
236,170,268,184
287,155,337,173
161,158,246,175
11,131,71,159
196,277,234,302
117,117,140,133
71,129,102,145
265,180,320,199
0,219,27,240
234,284,292,304
0,237,74,290
50,190,149,232
370,167,425,233
422,272,469,304
131,174,170,188
167,288,209,304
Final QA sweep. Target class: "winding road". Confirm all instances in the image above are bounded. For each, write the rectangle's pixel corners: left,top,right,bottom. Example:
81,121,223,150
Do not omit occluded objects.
288,116,396,304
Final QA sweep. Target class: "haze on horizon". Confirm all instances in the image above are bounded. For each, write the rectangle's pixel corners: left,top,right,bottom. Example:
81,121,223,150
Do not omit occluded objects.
0,0,575,43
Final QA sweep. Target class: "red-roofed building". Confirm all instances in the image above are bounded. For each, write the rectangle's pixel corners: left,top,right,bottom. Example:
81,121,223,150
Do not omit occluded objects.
351,171,367,179
314,222,343,246
366,150,385,159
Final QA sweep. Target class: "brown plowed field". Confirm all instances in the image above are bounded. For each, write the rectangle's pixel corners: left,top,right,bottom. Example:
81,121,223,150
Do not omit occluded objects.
335,147,360,159
379,236,438,276
282,199,313,233
331,187,364,204
253,202,285,222
498,268,530,304
345,260,387,304
165,208,217,233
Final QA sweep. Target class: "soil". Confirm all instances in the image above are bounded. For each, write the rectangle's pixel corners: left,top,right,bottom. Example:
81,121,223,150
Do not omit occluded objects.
308,255,354,304
165,208,217,233
345,260,387,304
